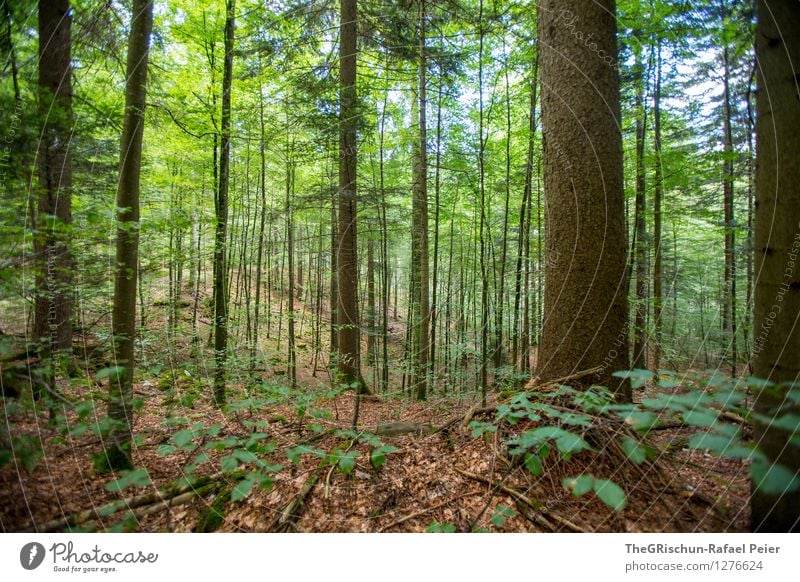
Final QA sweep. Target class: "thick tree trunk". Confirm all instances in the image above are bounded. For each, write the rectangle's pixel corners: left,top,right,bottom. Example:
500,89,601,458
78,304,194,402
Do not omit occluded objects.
337,0,365,394
750,0,800,532
536,0,630,398
107,0,153,470
213,0,235,406
36,0,74,382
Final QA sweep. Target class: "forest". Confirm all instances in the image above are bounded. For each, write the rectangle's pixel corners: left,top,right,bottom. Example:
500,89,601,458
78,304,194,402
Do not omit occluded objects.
0,0,798,534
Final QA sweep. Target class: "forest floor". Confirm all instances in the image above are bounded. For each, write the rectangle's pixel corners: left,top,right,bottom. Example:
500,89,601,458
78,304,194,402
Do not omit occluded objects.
0,287,751,533
1,378,751,532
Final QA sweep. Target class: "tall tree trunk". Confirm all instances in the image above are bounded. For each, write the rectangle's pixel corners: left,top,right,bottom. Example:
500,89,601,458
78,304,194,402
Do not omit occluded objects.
536,0,630,398
513,55,538,372
750,0,800,532
337,0,366,399
429,73,443,392
411,0,430,401
652,39,664,372
632,49,648,370
722,45,737,377
213,0,235,406
286,158,296,389
367,236,376,367
250,83,268,377
107,0,153,470
477,0,489,405
494,46,512,369
35,0,74,384
379,93,390,394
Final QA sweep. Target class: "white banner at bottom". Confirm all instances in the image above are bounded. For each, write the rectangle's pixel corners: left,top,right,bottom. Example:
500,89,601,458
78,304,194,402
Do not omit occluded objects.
1,533,796,581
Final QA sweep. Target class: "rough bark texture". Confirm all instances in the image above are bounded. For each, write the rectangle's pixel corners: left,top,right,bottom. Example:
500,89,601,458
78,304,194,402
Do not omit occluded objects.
536,0,630,399
652,41,663,372
35,0,73,375
336,0,364,391
107,0,153,469
213,0,234,406
632,50,648,370
411,0,429,401
722,46,737,377
750,0,800,532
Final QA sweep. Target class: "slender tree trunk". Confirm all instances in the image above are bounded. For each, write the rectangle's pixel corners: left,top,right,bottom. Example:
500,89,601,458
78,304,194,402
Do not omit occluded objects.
35,0,74,385
106,0,153,469
513,55,538,372
250,84,268,377
286,158,296,389
213,0,235,406
536,0,630,398
429,75,443,392
410,0,430,401
632,50,648,370
379,93,390,393
750,0,800,532
494,47,512,369
722,45,737,377
652,39,664,372
477,0,489,405
337,0,366,400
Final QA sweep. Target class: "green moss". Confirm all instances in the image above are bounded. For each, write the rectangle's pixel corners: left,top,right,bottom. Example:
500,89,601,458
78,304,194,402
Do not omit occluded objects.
194,487,231,532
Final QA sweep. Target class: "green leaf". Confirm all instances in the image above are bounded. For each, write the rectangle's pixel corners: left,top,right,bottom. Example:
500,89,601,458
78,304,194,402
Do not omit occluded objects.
157,444,177,456
750,460,800,495
593,479,627,511
682,409,719,428
286,445,324,464
620,437,647,464
371,445,399,469
97,366,125,381
0,449,12,468
563,474,594,496
231,475,255,502
524,453,542,476
468,421,497,438
233,449,260,464
105,469,151,492
426,522,456,533
491,505,516,527
220,454,239,473
555,432,592,455
338,450,358,475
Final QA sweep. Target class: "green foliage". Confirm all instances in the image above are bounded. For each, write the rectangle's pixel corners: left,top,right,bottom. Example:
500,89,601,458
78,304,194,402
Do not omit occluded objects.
426,522,457,533
490,505,516,527
105,468,152,492
563,474,627,512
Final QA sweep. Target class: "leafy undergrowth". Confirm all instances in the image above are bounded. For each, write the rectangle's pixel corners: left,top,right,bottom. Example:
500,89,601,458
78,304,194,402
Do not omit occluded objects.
3,369,787,533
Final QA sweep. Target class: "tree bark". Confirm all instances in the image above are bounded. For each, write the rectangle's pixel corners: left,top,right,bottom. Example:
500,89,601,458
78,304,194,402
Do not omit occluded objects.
411,0,430,401
107,0,153,469
536,0,630,399
750,0,800,532
337,0,366,394
35,0,74,382
213,0,235,406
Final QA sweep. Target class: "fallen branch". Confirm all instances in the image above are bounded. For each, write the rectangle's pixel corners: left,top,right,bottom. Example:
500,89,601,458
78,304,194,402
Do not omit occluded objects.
456,468,587,533
270,468,322,532
377,492,481,532
24,473,223,533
